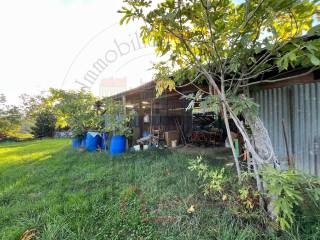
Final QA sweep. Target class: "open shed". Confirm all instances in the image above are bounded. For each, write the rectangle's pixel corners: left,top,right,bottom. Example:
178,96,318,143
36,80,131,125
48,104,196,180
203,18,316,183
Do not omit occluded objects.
112,81,193,146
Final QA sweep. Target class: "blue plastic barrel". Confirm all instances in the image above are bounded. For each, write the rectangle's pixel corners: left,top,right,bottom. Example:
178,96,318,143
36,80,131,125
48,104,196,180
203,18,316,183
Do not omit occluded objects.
85,132,102,152
72,138,82,148
80,138,86,148
109,135,126,156
143,131,150,137
100,132,108,151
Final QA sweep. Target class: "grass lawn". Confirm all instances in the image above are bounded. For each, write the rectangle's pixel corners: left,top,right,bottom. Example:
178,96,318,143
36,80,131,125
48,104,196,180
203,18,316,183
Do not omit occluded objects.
0,139,318,239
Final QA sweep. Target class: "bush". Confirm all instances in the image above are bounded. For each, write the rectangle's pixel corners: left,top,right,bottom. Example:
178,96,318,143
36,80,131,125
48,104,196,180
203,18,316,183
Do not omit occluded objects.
31,110,57,138
189,156,320,231
0,94,22,138
262,167,320,230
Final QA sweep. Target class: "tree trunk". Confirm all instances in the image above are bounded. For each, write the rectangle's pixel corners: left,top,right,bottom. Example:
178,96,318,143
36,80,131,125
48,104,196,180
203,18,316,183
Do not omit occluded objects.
244,113,280,169
220,76,242,182
244,113,279,218
200,67,278,216
222,102,242,182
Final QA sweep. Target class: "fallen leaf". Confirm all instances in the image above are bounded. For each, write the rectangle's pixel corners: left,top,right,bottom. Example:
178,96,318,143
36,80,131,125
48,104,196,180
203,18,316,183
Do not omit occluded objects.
222,195,228,201
187,205,195,214
20,229,36,240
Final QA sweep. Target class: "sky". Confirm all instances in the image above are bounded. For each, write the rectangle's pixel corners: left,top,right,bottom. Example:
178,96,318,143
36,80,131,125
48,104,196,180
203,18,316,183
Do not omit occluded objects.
0,0,160,104
0,0,248,105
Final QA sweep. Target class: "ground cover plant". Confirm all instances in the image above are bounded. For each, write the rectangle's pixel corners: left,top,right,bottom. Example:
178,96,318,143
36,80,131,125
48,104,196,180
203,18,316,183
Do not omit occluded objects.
0,139,319,239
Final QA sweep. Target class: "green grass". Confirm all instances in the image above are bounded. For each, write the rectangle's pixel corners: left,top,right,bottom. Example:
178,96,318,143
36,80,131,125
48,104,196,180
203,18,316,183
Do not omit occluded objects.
0,139,318,239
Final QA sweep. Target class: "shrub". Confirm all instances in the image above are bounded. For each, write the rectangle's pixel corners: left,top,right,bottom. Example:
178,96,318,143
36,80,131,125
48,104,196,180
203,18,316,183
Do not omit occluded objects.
262,167,320,230
188,156,320,232
103,99,136,137
31,110,57,138
188,156,226,196
0,94,22,138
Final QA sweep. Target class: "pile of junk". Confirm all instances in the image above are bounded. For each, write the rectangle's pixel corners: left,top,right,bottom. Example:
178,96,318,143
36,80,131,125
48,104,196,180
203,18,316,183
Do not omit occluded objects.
189,112,227,147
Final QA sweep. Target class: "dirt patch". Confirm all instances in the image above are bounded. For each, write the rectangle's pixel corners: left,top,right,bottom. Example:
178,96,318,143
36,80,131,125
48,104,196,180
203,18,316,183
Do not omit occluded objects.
176,145,232,161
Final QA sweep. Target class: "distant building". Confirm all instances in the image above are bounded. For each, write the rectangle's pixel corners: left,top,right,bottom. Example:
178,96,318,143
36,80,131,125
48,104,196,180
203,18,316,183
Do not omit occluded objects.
99,77,127,97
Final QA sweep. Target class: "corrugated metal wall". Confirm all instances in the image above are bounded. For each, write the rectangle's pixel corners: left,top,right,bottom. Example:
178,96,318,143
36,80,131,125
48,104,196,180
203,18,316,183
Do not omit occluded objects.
292,83,320,175
253,83,320,176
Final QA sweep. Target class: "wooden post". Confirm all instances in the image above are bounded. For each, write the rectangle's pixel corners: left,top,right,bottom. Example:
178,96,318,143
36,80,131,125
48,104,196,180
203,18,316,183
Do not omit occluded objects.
150,99,153,133
122,95,126,114
234,138,239,161
282,119,291,169
139,100,143,138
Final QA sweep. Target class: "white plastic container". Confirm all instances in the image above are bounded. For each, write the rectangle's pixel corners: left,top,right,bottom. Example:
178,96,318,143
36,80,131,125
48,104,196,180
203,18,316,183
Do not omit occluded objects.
143,145,149,150
171,140,177,148
133,145,140,151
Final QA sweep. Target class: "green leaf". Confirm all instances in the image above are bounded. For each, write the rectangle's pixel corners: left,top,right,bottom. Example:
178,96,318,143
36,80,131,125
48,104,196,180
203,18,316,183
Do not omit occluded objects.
288,52,297,61
307,24,320,36
308,54,320,66
305,43,318,52
282,57,289,70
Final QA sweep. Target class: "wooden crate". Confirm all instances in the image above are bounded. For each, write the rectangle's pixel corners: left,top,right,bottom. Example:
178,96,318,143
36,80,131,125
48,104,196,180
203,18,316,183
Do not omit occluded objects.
164,130,179,147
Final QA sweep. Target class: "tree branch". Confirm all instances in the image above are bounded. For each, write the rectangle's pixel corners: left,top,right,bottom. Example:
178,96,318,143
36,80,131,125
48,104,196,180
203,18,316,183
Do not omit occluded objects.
240,67,317,87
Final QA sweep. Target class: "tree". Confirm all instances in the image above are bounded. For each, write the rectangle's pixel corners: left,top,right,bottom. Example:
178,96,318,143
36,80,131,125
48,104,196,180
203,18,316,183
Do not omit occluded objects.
0,94,22,138
31,110,57,138
48,89,103,138
19,94,46,120
119,0,320,200
0,94,5,105
103,98,136,137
